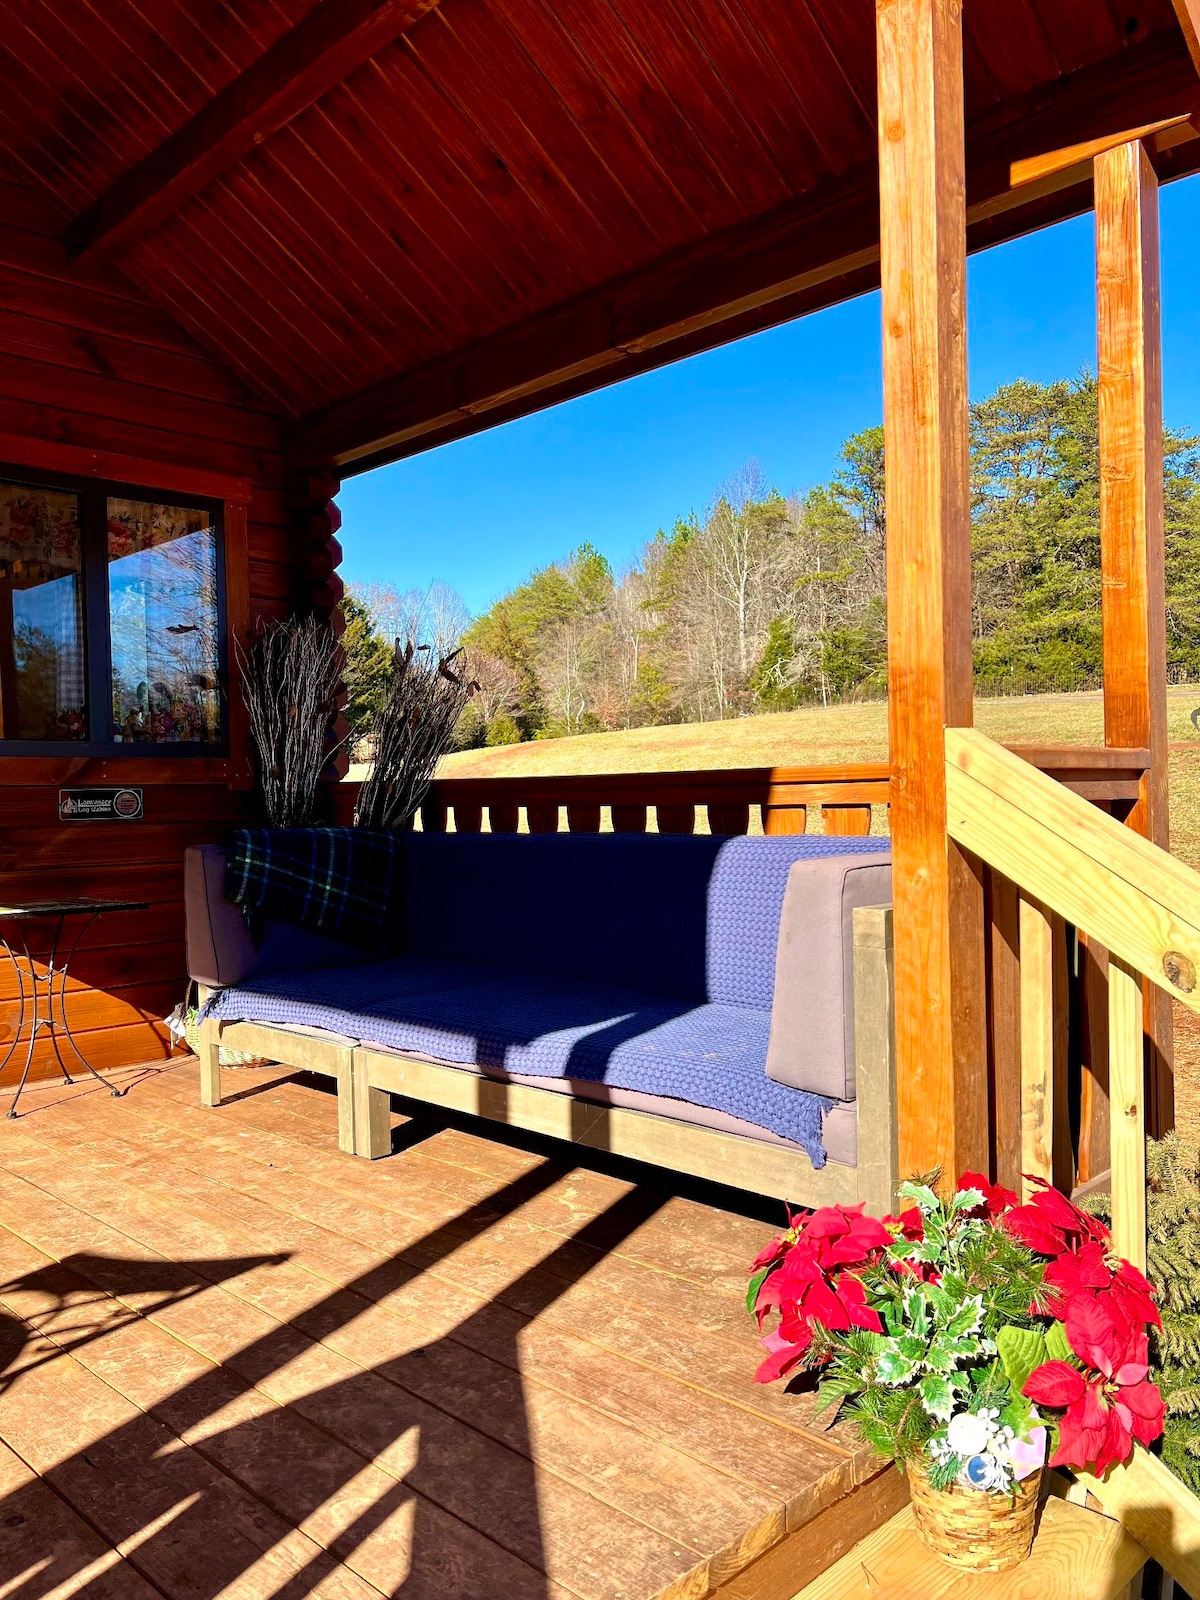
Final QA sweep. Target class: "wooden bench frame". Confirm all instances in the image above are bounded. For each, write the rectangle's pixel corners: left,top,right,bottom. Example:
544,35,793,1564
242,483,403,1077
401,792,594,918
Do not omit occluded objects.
198,905,898,1211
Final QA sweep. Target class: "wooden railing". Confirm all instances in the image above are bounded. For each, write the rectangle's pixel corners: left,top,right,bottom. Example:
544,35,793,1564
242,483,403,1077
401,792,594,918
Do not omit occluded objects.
419,745,1147,839
945,728,1195,1271
423,763,888,837
946,728,1200,1592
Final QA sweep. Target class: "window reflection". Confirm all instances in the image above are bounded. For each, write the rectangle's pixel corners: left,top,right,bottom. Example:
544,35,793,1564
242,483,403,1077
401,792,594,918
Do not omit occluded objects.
107,498,221,744
0,481,86,740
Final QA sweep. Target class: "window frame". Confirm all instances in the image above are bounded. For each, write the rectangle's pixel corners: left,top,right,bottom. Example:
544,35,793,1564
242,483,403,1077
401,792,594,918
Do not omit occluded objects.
0,461,229,758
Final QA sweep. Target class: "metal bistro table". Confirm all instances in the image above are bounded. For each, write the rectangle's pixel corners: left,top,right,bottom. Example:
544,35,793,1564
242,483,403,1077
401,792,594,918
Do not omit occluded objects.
0,898,150,1119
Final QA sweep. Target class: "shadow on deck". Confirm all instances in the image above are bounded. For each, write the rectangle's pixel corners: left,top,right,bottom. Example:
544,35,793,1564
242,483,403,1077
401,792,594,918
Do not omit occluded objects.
0,1062,901,1599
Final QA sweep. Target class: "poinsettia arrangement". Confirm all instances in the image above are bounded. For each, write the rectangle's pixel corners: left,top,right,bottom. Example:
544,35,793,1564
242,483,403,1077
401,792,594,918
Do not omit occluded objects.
747,1174,1165,1491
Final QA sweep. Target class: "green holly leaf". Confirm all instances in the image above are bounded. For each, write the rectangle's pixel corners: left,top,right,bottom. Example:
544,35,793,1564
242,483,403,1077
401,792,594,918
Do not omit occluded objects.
898,1335,928,1361
815,1376,860,1417
1045,1321,1073,1364
945,1295,984,1339
919,1374,956,1420
951,1186,986,1212
877,1349,919,1385
903,1288,931,1339
898,1181,940,1215
996,1324,1049,1399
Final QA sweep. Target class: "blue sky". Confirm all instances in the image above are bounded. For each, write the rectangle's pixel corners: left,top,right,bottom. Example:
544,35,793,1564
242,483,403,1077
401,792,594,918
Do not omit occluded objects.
339,173,1200,617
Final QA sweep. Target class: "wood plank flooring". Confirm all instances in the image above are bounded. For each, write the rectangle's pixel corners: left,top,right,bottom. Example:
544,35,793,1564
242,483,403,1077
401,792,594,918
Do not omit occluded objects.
0,1061,894,1600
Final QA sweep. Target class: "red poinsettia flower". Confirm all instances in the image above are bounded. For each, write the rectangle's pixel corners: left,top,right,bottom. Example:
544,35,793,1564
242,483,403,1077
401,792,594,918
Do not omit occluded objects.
1002,1177,1108,1256
754,1326,812,1384
957,1170,1019,1216
1024,1297,1164,1475
882,1204,941,1283
1044,1240,1160,1331
801,1203,892,1266
751,1205,887,1380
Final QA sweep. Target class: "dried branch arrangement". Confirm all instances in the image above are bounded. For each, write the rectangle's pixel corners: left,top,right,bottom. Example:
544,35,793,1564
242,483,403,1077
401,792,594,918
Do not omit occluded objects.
353,643,477,831
237,614,343,827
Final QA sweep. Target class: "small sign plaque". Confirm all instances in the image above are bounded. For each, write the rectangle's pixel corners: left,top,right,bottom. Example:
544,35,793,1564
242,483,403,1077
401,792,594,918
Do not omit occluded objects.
59,787,144,821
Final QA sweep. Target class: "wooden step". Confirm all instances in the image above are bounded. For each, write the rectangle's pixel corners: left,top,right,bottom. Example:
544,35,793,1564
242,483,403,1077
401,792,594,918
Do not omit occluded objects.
790,1495,1145,1600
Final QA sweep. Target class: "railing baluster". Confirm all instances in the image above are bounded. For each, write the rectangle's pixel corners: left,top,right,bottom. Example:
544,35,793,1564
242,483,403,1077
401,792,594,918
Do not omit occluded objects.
525,803,560,834
488,801,519,834
420,797,448,833
708,803,750,836
567,803,601,833
611,804,647,833
1108,954,1148,1274
821,804,872,836
454,801,483,833
763,804,806,835
656,804,695,835
1019,892,1055,1200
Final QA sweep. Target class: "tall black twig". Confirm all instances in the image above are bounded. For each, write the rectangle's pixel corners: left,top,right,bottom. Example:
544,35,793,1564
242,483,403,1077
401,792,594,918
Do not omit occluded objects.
353,642,477,831
237,615,343,827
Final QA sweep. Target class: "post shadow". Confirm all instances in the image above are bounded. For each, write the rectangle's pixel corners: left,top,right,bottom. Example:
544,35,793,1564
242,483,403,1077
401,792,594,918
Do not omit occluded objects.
0,1154,669,1599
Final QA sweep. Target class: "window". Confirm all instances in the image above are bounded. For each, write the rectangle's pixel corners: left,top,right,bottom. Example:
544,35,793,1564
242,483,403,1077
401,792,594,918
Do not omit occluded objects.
0,470,225,753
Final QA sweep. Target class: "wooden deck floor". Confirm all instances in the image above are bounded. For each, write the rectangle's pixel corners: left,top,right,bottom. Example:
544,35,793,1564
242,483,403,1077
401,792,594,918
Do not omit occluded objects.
0,1061,900,1600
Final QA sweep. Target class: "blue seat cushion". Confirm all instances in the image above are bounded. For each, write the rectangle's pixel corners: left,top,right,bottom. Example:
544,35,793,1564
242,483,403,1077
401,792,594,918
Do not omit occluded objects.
397,831,889,1008
204,959,832,1164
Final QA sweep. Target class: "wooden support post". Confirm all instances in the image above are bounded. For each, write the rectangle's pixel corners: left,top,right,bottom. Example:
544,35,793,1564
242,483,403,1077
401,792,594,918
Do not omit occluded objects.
1109,955,1148,1275
878,0,987,1181
1096,136,1174,1135
1019,894,1055,1199
351,1056,392,1160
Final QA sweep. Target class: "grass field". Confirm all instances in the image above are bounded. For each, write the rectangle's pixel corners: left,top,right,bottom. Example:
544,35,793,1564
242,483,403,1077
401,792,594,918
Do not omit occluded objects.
437,688,1200,1145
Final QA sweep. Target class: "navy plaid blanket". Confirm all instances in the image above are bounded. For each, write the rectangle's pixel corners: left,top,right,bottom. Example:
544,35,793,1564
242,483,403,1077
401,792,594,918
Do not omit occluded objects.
224,828,400,950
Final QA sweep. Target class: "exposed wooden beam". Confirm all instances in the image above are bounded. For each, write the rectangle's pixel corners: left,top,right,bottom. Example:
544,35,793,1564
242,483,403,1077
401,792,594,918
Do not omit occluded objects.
289,29,1200,474
1010,113,1198,187
66,0,441,262
1096,134,1174,1133
1173,0,1200,77
877,0,987,1182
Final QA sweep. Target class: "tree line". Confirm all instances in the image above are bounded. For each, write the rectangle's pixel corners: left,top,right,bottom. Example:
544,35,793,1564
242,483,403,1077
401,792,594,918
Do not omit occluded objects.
341,375,1200,749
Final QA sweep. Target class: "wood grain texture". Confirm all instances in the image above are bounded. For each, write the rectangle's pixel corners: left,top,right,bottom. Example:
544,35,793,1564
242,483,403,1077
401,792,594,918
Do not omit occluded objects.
790,1496,1145,1600
987,870,1022,1191
0,181,290,1086
1019,893,1055,1199
67,0,444,262
946,729,1200,1016
1077,1444,1200,1598
1010,114,1196,187
1172,0,1200,76
878,0,987,1181
0,1057,891,1600
1108,955,1148,1274
1096,135,1174,1133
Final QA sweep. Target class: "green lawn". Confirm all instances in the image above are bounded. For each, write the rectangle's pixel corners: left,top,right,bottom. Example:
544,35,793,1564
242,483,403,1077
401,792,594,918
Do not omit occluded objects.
437,688,1200,871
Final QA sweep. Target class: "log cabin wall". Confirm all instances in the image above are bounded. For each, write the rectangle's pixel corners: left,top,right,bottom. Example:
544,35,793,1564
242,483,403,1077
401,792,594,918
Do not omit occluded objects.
0,168,292,1083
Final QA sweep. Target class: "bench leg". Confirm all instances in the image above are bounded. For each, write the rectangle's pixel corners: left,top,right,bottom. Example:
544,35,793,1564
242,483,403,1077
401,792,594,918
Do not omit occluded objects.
351,1056,392,1159
198,1019,222,1108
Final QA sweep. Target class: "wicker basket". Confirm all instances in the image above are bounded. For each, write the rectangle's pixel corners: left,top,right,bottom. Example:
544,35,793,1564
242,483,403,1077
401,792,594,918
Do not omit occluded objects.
907,1458,1043,1572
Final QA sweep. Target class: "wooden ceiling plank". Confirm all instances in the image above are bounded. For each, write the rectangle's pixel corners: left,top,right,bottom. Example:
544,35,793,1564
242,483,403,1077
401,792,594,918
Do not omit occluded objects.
290,25,1200,470
366,43,589,303
1173,0,1200,73
407,8,638,287
313,82,537,328
1011,112,1199,186
65,0,444,261
488,0,705,239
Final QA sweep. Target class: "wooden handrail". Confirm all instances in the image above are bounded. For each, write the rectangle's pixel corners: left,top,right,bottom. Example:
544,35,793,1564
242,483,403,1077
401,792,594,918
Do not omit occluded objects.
946,728,1200,1013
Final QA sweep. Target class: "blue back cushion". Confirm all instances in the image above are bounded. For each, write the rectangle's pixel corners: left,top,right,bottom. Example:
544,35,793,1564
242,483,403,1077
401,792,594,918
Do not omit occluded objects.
399,831,889,1008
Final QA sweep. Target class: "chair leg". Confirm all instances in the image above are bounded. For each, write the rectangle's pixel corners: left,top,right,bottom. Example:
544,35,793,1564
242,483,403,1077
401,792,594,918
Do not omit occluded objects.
351,1055,392,1159
198,1019,222,1107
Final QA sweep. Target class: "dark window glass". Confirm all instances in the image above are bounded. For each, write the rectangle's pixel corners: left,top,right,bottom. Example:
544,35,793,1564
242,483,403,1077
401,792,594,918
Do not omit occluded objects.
0,480,86,740
107,498,221,744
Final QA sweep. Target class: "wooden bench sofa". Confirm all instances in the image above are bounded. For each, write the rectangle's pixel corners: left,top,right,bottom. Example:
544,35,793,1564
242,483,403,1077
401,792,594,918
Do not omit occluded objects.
187,832,898,1210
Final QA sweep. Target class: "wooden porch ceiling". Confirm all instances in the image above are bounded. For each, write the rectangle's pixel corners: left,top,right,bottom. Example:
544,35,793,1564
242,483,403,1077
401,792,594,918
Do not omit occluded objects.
0,0,1198,476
